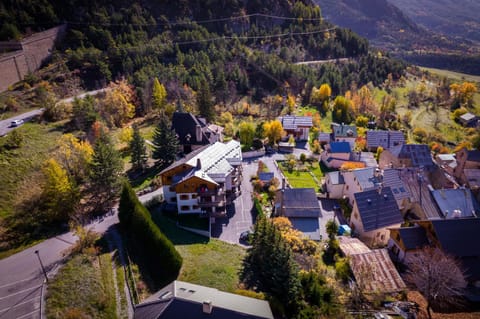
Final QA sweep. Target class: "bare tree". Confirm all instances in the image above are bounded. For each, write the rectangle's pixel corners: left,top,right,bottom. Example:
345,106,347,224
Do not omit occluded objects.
405,247,467,319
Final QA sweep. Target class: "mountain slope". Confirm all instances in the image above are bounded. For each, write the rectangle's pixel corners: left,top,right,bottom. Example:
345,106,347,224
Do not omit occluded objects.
390,0,480,44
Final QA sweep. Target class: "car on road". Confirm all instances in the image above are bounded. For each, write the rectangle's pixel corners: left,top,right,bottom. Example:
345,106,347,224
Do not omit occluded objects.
10,119,24,127
239,230,253,243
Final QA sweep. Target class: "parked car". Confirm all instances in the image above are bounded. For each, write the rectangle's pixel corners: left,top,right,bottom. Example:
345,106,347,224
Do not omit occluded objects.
10,119,24,127
239,230,253,243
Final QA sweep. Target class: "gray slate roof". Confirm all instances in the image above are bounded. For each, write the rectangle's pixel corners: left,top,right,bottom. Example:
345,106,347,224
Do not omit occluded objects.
278,188,320,218
396,226,429,250
258,172,274,182
172,112,219,146
430,188,480,218
350,151,378,167
460,112,477,122
331,123,358,138
277,116,312,130
390,144,434,167
352,167,379,191
326,171,344,185
382,169,410,201
289,218,321,241
353,187,403,232
135,281,273,319
466,149,480,162
366,130,405,149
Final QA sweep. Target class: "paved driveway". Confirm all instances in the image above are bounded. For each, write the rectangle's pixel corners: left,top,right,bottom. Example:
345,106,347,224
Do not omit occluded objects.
211,160,258,245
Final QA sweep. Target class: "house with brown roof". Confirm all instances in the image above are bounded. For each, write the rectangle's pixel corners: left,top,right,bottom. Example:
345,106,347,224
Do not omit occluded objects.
338,237,406,294
350,187,403,247
134,280,273,319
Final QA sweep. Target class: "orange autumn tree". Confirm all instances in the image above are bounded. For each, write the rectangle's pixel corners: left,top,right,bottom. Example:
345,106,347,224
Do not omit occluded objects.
272,217,317,255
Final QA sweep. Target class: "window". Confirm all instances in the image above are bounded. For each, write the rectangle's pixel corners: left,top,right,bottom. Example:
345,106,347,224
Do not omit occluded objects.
180,205,190,211
346,185,349,190
180,194,189,200
192,205,199,210
381,234,385,241
171,197,177,202
191,194,198,199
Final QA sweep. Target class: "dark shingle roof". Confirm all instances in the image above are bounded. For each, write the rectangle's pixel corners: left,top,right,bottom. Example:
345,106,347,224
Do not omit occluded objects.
431,188,480,218
353,187,403,232
258,172,274,182
466,150,480,162
430,218,480,257
279,188,320,218
397,226,429,250
331,123,358,138
171,112,218,145
289,218,321,241
390,144,434,167
366,130,405,149
330,141,351,153
352,167,378,190
277,116,312,130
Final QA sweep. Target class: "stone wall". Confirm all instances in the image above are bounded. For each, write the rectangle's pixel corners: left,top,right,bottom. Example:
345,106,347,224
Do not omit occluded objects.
0,25,66,92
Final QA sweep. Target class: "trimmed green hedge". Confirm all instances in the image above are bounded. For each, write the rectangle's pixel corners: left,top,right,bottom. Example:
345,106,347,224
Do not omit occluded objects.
119,182,182,284
253,197,264,218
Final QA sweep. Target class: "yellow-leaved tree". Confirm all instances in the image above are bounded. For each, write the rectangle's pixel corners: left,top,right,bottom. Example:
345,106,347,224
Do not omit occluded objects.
263,120,285,145
100,79,137,127
41,158,80,223
58,134,93,183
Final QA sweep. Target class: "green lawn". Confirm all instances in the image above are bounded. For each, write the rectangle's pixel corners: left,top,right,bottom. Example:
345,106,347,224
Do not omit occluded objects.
149,211,245,293
46,253,117,319
277,160,323,190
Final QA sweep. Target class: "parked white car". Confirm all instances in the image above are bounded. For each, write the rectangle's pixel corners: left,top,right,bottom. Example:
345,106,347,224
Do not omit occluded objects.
10,119,24,127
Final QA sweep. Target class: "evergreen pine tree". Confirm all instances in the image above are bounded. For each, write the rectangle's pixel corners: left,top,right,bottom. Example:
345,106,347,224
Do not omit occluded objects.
89,132,123,211
129,125,148,171
152,112,179,169
197,80,215,122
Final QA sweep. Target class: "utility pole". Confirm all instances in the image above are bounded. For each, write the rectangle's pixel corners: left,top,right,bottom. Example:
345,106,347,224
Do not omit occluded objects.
34,250,48,283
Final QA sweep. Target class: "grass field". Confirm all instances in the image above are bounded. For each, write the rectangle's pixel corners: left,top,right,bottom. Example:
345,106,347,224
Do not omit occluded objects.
147,211,245,293
46,252,118,319
0,122,62,219
421,67,480,84
277,160,323,190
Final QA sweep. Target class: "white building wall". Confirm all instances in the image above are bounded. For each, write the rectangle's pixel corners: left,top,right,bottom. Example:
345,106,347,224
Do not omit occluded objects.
177,193,202,214
342,171,363,206
163,186,177,203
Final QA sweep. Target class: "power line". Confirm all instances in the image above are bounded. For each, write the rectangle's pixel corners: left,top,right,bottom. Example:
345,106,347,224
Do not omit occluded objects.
64,12,324,27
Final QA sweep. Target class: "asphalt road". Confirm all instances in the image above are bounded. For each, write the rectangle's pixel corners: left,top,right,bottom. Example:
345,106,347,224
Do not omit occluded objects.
0,188,162,319
0,109,44,137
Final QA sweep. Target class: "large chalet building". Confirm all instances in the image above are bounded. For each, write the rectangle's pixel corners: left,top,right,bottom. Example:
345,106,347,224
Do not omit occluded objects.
160,140,242,219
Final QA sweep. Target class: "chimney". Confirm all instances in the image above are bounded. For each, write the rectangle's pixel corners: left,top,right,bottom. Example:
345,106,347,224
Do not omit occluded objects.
196,124,202,142
203,300,213,314
197,158,202,169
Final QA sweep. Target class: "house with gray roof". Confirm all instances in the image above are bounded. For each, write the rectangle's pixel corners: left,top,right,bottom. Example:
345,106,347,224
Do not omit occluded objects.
436,153,457,175
430,188,480,219
366,130,405,151
321,142,352,169
382,169,410,210
331,123,357,148
379,144,434,169
324,171,345,199
134,280,273,319
403,218,480,285
172,112,221,154
350,187,403,246
160,140,242,221
277,115,312,140
388,226,429,263
274,188,322,240
342,167,380,205
454,147,480,185
459,112,478,127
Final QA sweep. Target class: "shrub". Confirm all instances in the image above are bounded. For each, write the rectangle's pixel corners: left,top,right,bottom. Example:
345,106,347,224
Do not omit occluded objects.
119,182,182,284
335,258,352,283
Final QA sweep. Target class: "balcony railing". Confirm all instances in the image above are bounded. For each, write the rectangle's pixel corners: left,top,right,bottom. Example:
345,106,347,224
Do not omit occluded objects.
197,188,225,196
198,197,226,207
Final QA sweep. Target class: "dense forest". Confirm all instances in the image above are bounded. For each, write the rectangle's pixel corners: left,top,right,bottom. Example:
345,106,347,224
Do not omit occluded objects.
0,0,405,105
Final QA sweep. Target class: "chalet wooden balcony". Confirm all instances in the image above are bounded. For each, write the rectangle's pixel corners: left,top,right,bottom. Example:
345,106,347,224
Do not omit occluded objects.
198,196,226,207
197,188,225,196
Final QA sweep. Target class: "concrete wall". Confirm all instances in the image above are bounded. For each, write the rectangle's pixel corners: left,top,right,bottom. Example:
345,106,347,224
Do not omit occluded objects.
0,25,66,92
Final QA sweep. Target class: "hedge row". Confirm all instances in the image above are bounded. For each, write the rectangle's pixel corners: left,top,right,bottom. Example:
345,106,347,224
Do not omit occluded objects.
253,197,264,218
119,182,182,285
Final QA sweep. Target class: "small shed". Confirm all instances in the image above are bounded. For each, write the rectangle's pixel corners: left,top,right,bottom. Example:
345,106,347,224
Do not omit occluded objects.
278,142,294,153
459,112,478,127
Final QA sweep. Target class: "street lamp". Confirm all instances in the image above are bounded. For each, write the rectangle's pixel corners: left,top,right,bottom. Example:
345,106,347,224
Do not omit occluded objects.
34,250,48,283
